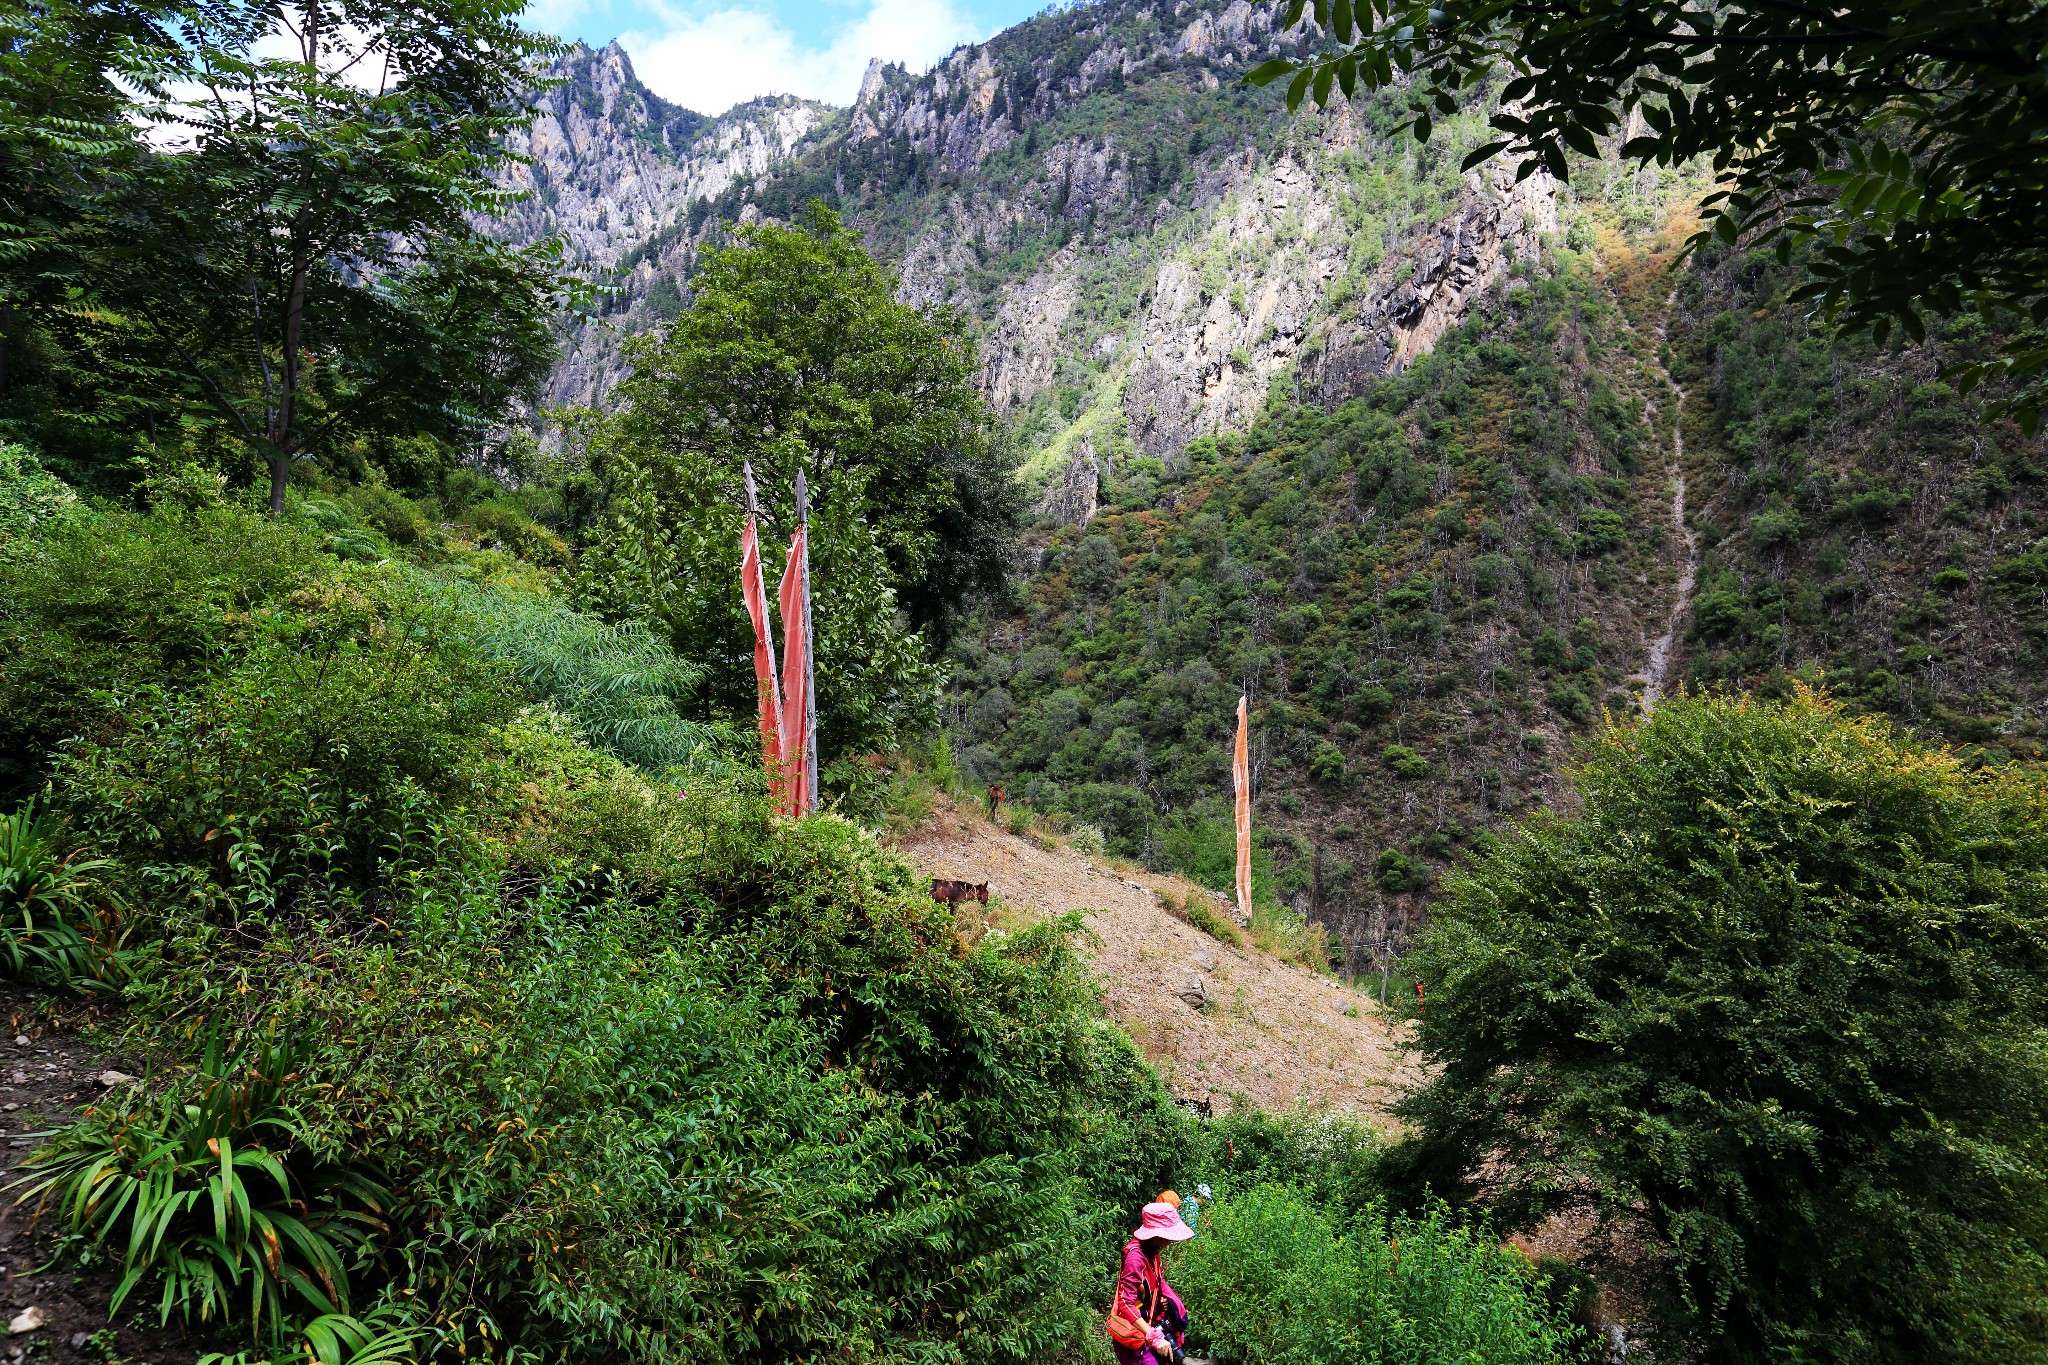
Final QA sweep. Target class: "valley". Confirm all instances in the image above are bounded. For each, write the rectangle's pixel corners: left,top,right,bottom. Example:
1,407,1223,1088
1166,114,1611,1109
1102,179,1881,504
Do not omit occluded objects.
7,0,2048,1357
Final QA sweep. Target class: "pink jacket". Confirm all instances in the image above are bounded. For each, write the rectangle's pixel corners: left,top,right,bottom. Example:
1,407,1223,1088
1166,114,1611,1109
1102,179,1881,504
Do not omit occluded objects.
1113,1239,1185,1364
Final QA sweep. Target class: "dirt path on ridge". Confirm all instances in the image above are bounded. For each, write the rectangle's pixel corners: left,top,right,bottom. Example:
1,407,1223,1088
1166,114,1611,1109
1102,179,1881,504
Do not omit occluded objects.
895,799,1417,1125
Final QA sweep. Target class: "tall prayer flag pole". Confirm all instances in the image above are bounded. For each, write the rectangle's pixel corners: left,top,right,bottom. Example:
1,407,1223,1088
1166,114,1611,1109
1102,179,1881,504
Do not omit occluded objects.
777,517,811,817
740,462,784,803
798,468,819,812
1233,694,1251,924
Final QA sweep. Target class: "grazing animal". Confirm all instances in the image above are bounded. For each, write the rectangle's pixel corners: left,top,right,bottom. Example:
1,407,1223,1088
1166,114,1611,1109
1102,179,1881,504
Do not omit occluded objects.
986,783,1005,819
930,878,989,906
1171,1095,1214,1119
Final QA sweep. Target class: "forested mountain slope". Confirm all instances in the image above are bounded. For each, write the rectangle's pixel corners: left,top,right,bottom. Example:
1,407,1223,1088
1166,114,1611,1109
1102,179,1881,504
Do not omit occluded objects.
500,3,2048,978
946,237,1688,974
501,0,1586,487
1666,251,2048,764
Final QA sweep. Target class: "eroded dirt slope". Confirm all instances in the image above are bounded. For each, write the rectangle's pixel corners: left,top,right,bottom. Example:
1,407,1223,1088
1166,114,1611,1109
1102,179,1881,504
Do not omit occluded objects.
895,799,1418,1125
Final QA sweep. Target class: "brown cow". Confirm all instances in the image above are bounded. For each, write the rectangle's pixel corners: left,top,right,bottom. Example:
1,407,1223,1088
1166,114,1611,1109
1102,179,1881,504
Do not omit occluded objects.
930,878,989,906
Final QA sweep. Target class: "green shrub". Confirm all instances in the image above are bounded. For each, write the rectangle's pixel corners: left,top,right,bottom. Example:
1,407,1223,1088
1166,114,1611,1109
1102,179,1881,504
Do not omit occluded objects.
15,1028,392,1344
0,442,77,535
1183,895,1243,946
340,485,433,548
0,504,335,801
1379,745,1429,779
1401,689,2048,1363
446,581,725,773
53,566,514,910
1172,1185,1579,1365
0,797,125,988
464,498,568,566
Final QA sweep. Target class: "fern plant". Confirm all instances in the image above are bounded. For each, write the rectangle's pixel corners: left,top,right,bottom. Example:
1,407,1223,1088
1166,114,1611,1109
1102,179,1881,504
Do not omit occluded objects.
12,1028,390,1347
0,798,125,988
449,582,724,772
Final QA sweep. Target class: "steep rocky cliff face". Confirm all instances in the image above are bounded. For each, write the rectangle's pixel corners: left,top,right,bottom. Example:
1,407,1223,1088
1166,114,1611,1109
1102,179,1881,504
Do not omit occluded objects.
493,43,833,406
499,0,1558,477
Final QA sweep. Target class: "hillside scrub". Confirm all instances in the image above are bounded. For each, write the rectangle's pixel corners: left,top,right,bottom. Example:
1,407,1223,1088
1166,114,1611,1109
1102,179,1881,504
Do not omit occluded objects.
1398,689,2048,1363
0,474,1577,1365
947,261,1669,973
1669,244,2048,762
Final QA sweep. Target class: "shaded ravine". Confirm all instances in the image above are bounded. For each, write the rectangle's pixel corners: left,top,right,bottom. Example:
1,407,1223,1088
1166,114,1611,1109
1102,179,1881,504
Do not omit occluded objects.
1640,289,1701,711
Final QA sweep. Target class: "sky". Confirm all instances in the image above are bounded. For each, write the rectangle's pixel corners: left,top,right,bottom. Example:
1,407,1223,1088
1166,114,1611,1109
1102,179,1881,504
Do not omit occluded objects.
521,0,1052,117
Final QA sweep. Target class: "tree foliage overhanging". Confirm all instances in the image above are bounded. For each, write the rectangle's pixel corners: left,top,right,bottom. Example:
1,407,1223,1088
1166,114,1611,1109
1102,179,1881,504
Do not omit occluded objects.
0,0,573,502
1397,687,2048,1364
1251,0,2048,426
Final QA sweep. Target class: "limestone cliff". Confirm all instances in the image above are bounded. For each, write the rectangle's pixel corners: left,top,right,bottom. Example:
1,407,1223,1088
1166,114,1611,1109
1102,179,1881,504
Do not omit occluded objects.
497,1,1557,470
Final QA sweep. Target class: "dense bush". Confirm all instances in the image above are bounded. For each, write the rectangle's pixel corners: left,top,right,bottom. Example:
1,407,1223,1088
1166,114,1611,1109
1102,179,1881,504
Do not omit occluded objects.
186,802,1179,1365
0,503,337,802
1400,689,2048,1363
0,495,1205,1364
447,581,726,773
1173,1184,1581,1365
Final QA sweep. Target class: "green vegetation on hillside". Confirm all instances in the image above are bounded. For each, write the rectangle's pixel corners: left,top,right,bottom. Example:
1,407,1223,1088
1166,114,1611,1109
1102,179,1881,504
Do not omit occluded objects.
948,257,1667,971
1399,689,2048,1363
1668,245,2048,761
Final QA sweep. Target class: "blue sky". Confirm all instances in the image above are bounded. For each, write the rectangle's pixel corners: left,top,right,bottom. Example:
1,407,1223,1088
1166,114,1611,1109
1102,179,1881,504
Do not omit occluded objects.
522,0,1052,115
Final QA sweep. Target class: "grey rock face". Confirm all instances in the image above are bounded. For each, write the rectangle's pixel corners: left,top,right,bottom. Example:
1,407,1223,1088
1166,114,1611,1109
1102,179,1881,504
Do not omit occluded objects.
1039,435,1101,526
491,1,1558,464
488,42,830,407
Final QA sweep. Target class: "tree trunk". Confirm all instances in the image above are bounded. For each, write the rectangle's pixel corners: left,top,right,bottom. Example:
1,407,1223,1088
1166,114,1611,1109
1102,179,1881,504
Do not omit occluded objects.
266,2,316,518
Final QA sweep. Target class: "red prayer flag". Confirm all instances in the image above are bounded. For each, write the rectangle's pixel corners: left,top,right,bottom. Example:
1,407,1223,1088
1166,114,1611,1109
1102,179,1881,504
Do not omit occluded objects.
740,514,783,800
1233,694,1250,924
778,523,811,817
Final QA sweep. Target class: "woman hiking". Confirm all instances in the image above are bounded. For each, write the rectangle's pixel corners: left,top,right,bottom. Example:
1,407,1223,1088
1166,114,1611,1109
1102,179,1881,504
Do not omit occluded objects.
1107,1200,1194,1365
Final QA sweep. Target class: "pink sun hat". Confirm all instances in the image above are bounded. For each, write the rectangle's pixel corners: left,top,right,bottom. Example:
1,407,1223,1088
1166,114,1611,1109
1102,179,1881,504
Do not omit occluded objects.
1133,1201,1195,1242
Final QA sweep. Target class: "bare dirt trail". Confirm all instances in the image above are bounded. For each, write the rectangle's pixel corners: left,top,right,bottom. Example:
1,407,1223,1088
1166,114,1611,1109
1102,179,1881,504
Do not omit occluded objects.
895,799,1417,1125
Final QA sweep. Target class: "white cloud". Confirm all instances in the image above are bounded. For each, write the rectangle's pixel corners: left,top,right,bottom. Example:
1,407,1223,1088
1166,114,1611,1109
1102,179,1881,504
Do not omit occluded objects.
622,0,984,115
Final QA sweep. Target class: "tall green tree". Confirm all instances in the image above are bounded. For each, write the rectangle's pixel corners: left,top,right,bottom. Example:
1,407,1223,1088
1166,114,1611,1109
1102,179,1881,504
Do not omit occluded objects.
0,0,571,505
1251,0,2048,427
1397,689,2048,1362
582,203,1022,762
0,0,174,469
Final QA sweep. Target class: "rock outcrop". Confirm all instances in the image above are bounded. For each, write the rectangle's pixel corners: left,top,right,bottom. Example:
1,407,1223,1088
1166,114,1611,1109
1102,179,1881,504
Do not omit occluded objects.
493,0,1559,461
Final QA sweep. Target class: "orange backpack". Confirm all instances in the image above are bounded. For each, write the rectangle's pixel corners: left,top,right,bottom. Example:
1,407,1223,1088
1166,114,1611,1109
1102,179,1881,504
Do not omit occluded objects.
1104,1255,1160,1349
